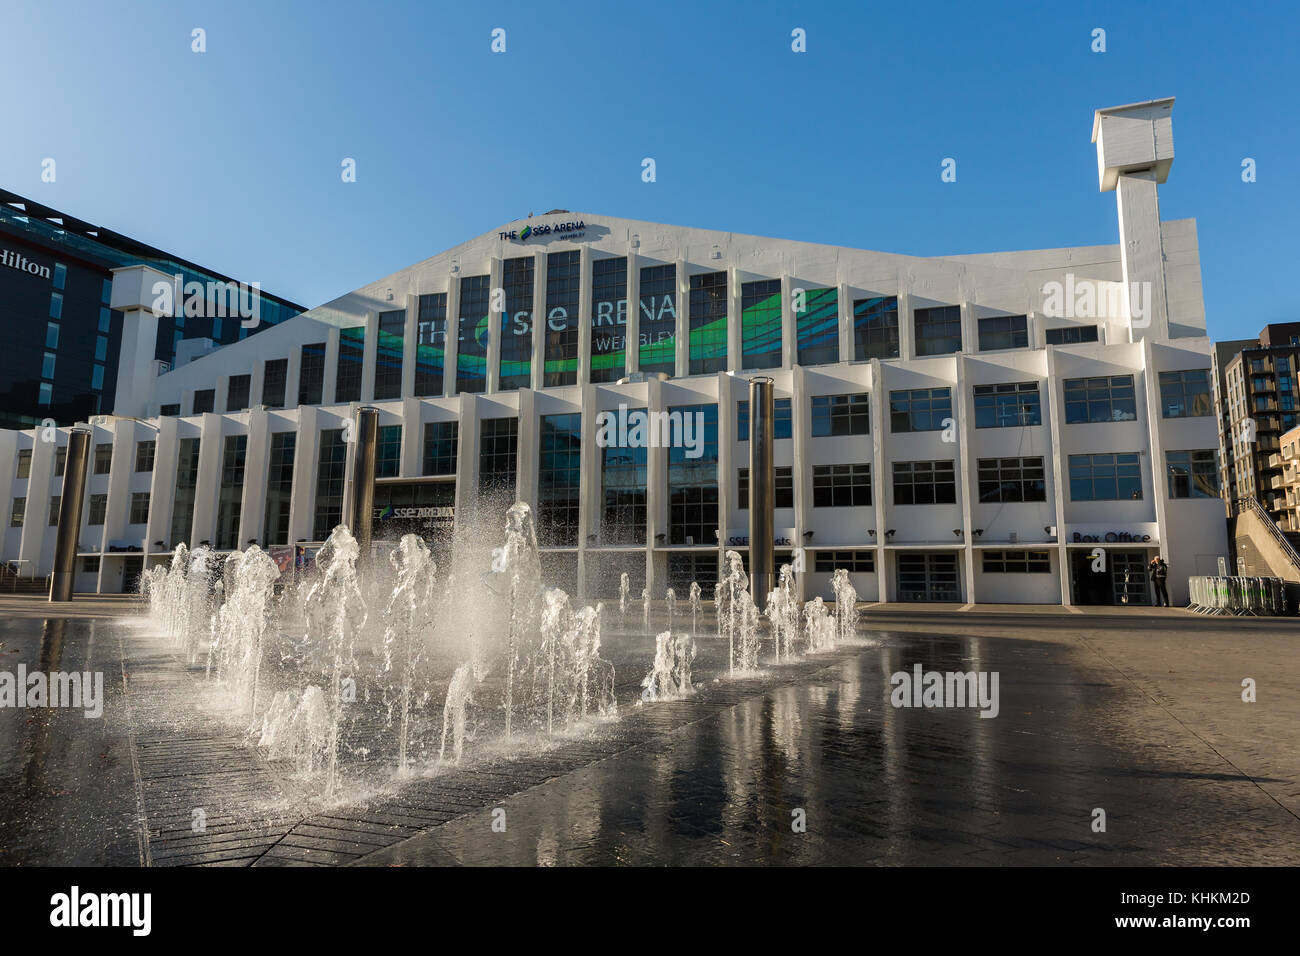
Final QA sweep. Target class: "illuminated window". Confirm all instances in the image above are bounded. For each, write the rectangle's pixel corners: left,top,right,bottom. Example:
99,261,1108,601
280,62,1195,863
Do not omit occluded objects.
688,272,727,375
374,310,405,400
543,251,580,386
741,279,781,370
590,257,627,383
500,257,534,390
795,287,838,366
853,296,899,360
457,275,491,394
639,264,677,375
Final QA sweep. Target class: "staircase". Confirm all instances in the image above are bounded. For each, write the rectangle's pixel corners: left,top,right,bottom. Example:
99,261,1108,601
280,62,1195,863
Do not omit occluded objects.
0,563,51,594
1230,496,1300,581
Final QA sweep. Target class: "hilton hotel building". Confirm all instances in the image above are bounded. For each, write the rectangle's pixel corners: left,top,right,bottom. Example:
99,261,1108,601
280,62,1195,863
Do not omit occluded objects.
0,100,1229,604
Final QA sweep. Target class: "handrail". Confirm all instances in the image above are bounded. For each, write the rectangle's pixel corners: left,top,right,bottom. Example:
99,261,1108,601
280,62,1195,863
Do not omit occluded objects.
1233,496,1300,573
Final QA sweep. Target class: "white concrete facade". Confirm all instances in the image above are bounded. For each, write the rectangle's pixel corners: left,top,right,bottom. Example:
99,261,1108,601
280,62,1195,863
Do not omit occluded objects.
0,99,1230,603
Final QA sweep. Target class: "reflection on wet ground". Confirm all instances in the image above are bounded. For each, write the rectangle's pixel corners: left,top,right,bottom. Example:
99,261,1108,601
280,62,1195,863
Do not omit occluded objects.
2,614,1299,866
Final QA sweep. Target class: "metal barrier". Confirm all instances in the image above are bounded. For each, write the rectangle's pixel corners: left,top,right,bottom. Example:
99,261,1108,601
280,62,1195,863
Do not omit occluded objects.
1187,575,1291,616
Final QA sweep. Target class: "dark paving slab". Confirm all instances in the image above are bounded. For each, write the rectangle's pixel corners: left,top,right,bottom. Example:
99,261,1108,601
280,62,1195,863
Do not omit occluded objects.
5,608,1300,866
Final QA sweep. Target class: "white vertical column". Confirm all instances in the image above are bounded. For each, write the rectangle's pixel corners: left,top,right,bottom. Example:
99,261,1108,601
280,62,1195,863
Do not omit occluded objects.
286,343,303,409
402,294,418,398
241,408,270,547
870,359,889,601
717,371,737,550
781,273,797,369
530,252,547,391
288,406,320,544
645,377,666,596
897,290,915,362
360,311,379,402
16,430,49,574
576,384,598,601
109,265,171,419
1044,348,1070,604
401,396,421,477
674,259,689,378
625,250,641,375
99,419,133,554
727,266,742,373
323,327,340,405
250,359,266,408
454,393,480,533
838,282,853,364
959,293,977,355
487,257,504,393
577,246,593,386
790,364,810,601
1116,172,1171,341
516,389,538,511
444,273,462,398
954,357,976,603
1141,338,1171,552
146,417,179,556
191,413,223,546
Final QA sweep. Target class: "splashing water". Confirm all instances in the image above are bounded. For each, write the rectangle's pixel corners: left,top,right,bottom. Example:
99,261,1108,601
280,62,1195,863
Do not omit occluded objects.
440,662,476,764
489,502,544,739
381,535,437,774
716,551,761,673
640,631,696,701
571,604,615,722
142,503,884,803
304,526,368,798
832,569,860,645
803,596,838,653
259,685,331,774
688,581,702,637
211,546,281,714
765,563,800,663
180,546,217,666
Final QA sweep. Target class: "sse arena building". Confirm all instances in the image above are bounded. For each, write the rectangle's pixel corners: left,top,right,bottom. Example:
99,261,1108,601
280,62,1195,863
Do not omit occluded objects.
0,99,1228,604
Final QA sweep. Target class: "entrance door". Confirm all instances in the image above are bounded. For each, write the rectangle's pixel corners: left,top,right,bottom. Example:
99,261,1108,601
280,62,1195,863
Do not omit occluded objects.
897,553,961,602
1111,551,1150,606
1070,549,1150,605
121,556,144,595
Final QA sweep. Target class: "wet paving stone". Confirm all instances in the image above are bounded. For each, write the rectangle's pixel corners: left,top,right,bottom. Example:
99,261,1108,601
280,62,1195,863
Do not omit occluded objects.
4,612,1300,865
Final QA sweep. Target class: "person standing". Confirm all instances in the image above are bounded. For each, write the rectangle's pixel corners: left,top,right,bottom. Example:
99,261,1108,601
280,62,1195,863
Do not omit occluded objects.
1148,555,1170,607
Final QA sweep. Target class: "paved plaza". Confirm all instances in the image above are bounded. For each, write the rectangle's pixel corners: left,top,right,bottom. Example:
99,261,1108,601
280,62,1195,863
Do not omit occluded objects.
1,596,1297,866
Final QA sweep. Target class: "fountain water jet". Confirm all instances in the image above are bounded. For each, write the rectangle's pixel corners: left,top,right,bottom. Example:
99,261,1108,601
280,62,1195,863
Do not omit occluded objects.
803,596,838,653
832,569,860,645
303,526,368,798
211,546,280,714
381,535,437,774
765,563,800,663
640,631,696,701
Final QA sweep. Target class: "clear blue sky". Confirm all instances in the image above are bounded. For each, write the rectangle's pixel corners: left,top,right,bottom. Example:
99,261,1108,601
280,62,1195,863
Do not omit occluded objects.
2,0,1295,341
